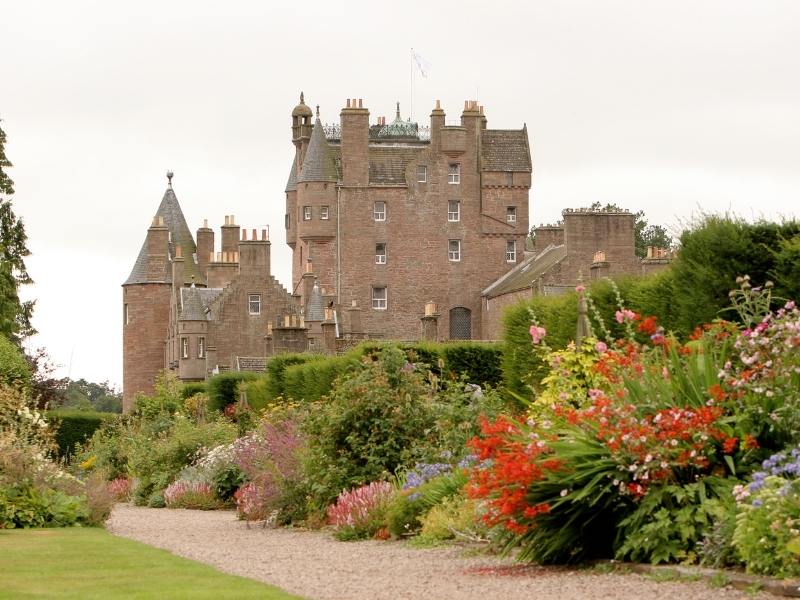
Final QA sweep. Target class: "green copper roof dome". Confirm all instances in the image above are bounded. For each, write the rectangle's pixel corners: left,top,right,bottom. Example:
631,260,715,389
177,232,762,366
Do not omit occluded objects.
377,102,419,138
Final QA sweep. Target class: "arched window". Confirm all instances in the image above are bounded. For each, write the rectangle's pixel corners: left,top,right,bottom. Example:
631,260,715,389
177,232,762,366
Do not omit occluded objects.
449,307,471,340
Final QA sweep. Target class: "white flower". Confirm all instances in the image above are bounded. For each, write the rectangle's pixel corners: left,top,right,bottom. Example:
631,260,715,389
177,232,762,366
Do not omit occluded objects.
560,489,569,497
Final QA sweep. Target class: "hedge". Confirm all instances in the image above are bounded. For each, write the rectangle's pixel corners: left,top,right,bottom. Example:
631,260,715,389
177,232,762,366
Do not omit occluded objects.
47,410,115,457
0,335,30,388
179,382,206,400
206,372,258,412
242,341,504,406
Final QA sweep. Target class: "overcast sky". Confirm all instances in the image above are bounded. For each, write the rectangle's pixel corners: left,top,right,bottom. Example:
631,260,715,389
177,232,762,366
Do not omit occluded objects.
2,0,799,390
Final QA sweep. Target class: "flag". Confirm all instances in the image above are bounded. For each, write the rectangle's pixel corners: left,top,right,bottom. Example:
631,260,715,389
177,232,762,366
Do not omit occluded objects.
413,51,432,78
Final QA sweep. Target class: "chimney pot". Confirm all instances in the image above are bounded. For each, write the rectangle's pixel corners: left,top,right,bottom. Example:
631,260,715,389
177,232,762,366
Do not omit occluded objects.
358,99,363,108
241,229,247,241
175,245,182,259
252,228,257,240
346,99,350,108
261,229,267,240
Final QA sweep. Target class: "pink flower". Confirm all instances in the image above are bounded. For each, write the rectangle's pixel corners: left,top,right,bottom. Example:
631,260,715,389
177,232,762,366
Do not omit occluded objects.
529,325,547,344
594,341,608,353
615,309,637,323
575,285,585,293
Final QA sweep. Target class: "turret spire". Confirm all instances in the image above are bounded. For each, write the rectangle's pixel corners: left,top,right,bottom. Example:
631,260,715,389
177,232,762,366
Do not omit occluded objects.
166,170,174,188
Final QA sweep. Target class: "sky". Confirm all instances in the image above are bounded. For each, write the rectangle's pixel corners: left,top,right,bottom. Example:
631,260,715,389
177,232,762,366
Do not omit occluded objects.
2,0,799,390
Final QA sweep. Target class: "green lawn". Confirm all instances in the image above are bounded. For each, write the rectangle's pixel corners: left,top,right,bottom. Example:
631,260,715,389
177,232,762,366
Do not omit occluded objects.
0,527,303,599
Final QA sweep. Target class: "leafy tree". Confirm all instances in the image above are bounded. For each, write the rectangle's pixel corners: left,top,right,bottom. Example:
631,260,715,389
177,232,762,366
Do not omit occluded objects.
60,378,122,413
0,119,34,341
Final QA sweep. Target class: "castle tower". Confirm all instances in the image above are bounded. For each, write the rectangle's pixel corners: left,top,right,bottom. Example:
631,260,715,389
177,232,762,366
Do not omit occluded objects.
122,172,200,412
292,106,337,304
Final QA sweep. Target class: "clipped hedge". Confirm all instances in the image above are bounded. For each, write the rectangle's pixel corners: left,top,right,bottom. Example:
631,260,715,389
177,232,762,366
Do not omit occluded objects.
0,335,30,388
242,341,505,406
206,372,258,412
179,382,206,400
47,410,115,457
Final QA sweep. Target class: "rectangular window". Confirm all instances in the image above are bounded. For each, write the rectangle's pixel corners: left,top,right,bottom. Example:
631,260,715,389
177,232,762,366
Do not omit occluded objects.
506,206,517,223
448,200,460,222
372,286,387,310
506,240,517,262
124,303,129,325
448,164,460,184
248,294,261,315
198,337,205,358
320,206,329,220
448,239,461,262
181,337,189,359
303,206,311,220
416,165,427,183
285,213,290,229
373,201,386,221
375,243,386,264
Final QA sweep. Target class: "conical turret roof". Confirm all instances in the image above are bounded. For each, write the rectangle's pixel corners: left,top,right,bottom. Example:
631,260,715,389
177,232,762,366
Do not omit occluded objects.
298,118,338,183
123,185,202,285
285,155,297,192
306,280,324,321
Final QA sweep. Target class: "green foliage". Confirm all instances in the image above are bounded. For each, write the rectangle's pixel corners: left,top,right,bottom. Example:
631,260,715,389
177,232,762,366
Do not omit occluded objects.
133,372,182,420
282,353,360,402
263,353,317,399
302,347,437,508
206,371,257,412
47,410,114,458
615,478,735,564
386,490,428,537
179,382,207,400
59,378,122,413
419,495,479,542
0,334,30,388
0,485,88,528
733,476,800,577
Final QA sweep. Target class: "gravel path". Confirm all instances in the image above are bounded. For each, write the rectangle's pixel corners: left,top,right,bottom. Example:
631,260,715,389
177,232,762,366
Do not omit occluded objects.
108,505,768,600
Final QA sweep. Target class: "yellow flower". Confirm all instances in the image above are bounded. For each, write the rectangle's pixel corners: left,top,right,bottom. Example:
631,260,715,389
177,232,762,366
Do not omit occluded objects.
80,455,97,470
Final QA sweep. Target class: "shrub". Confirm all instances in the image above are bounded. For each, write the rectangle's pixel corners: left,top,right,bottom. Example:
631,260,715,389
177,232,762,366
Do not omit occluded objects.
180,382,206,400
0,335,30,388
233,415,306,524
302,347,437,508
0,485,88,528
326,481,394,541
263,354,318,400
47,410,114,457
83,472,114,526
163,480,220,510
419,495,479,542
206,372,258,412
106,477,132,502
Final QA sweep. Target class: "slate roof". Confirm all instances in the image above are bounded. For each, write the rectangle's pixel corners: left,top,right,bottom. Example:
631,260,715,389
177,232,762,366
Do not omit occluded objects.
124,187,202,285
298,118,338,183
285,155,297,192
368,146,421,185
179,286,223,321
481,128,532,172
306,281,324,321
483,244,567,298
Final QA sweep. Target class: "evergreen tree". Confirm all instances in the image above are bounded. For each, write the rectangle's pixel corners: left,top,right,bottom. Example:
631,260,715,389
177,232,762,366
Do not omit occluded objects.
0,119,35,341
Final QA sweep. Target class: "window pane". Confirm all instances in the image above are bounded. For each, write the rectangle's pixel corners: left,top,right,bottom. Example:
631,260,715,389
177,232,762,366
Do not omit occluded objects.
303,206,311,220
249,294,261,315
506,206,517,223
372,287,387,309
321,206,329,220
448,200,460,222
506,241,516,262
373,201,386,221
375,243,386,264
417,165,427,183
448,164,460,184
448,240,461,261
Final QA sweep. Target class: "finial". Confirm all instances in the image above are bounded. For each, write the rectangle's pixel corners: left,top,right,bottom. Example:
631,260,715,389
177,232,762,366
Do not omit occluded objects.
166,170,174,188
300,91,305,104
396,101,400,119
316,105,320,117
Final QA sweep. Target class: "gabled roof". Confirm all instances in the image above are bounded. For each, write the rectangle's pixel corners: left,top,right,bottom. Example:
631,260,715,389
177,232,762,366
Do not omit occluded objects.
368,146,421,185
483,244,567,298
298,118,338,183
481,128,532,172
124,187,202,285
285,155,297,192
179,286,223,321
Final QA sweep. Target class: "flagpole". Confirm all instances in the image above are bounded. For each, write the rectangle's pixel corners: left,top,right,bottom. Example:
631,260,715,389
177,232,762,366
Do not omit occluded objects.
410,47,414,121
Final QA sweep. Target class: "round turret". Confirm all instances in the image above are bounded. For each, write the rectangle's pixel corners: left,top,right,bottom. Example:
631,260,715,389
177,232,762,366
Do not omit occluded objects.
292,92,313,117
292,92,314,145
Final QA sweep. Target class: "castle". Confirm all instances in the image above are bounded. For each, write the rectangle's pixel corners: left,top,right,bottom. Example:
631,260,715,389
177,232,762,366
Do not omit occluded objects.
122,94,666,411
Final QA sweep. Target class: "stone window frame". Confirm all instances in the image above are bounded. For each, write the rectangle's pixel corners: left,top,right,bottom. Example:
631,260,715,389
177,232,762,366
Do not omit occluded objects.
506,240,517,263
248,293,261,315
448,200,460,222
197,337,205,359
372,286,387,310
416,165,427,183
448,164,460,184
124,303,129,325
285,213,290,229
303,206,312,220
320,206,330,220
448,239,461,262
375,242,387,264
506,206,517,223
181,337,189,359
373,201,386,221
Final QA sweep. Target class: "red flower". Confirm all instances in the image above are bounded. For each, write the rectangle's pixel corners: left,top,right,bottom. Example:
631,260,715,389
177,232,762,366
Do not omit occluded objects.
723,437,738,454
637,316,658,336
